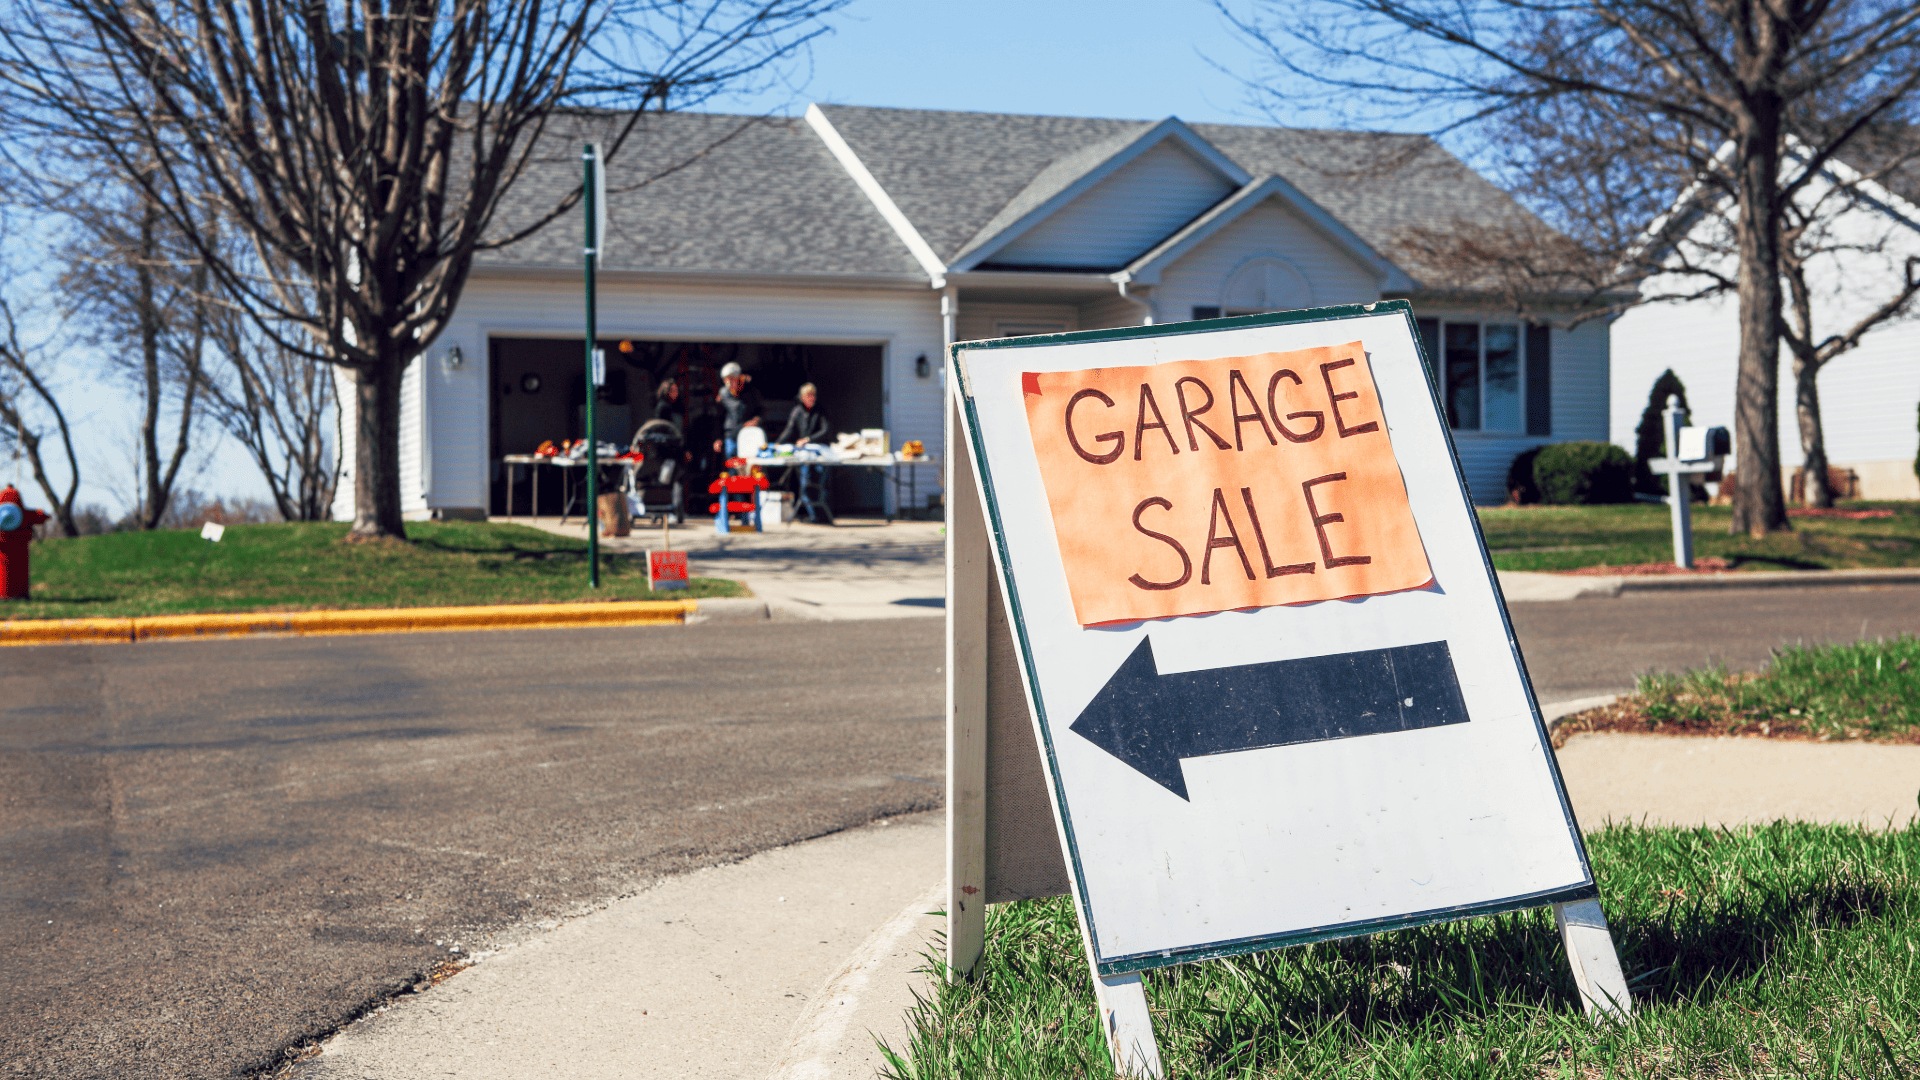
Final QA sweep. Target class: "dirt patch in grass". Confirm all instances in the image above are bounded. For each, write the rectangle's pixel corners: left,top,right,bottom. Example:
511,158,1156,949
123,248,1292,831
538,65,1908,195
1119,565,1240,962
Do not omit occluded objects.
1551,634,1920,749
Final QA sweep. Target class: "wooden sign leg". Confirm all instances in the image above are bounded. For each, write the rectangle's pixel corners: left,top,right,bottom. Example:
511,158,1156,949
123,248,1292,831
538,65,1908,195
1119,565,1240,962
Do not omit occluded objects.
1554,899,1632,1021
1093,972,1164,1078
946,391,990,981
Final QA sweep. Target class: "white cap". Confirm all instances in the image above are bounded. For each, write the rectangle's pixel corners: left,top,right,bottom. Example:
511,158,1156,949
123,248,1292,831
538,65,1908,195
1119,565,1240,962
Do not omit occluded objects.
720,362,743,378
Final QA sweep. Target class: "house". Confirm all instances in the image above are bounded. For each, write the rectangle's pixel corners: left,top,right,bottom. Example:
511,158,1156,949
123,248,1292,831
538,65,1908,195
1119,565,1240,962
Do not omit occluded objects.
336,104,1616,521
1611,151,1920,500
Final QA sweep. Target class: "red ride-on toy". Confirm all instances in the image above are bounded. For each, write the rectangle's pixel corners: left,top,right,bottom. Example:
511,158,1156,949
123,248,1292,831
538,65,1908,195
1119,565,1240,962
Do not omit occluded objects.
708,459,768,534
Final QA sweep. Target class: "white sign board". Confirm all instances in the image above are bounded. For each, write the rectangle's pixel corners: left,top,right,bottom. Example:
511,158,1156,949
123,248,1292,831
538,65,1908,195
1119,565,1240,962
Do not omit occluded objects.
951,302,1597,977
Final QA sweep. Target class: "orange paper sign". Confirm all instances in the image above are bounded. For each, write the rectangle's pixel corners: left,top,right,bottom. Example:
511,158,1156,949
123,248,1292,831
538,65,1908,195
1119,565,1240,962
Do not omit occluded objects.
1021,341,1431,625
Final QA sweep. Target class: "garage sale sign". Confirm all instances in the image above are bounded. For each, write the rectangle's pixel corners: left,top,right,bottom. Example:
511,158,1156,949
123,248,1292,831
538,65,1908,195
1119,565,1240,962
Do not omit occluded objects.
1022,342,1431,625
951,302,1599,978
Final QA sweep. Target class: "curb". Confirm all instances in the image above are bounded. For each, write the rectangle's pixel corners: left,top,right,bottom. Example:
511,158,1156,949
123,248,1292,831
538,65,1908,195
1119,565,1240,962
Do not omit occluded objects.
1613,567,1920,593
1542,695,1621,739
0,599,701,647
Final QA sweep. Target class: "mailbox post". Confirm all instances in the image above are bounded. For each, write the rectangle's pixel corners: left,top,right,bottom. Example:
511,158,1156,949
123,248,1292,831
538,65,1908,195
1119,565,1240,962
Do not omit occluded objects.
1646,396,1729,569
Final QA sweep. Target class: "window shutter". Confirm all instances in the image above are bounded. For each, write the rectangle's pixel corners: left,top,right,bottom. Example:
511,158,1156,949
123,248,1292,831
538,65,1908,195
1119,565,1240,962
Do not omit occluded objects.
1415,317,1440,391
1525,323,1552,435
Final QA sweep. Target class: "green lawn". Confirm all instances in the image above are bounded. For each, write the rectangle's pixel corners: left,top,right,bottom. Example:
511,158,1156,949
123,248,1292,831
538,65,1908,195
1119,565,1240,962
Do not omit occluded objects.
1555,635,1920,746
4,521,745,620
1478,501,1920,572
886,822,1920,1079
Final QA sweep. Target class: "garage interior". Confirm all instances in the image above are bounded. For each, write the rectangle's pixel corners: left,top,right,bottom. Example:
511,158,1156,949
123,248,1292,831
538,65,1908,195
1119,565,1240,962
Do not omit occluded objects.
488,337,886,517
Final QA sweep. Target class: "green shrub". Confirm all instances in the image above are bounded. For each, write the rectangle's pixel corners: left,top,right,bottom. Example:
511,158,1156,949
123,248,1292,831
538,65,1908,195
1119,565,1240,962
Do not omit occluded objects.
1533,441,1635,504
1505,446,1543,504
1634,369,1689,494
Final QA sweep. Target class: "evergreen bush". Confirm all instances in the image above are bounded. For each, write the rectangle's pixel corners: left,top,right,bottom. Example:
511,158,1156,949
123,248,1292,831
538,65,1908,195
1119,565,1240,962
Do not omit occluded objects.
1533,441,1636,505
1634,369,1689,494
1506,446,1544,504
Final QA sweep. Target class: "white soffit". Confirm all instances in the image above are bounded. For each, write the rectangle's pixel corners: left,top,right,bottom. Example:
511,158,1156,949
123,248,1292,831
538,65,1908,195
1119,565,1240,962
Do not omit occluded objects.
950,118,1253,273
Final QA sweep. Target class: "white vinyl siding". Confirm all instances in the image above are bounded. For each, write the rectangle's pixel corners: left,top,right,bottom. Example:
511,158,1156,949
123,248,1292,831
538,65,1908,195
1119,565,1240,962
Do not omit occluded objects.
1611,163,1920,499
955,302,1081,343
1152,200,1384,319
1077,290,1151,330
990,141,1235,269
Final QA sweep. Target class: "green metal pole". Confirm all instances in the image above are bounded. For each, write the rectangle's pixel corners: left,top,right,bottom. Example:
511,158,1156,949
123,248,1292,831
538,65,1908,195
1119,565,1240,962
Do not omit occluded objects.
583,144,600,589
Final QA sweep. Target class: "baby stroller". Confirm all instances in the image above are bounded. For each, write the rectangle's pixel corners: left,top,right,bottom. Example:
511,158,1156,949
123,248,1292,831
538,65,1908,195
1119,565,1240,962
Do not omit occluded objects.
626,419,685,526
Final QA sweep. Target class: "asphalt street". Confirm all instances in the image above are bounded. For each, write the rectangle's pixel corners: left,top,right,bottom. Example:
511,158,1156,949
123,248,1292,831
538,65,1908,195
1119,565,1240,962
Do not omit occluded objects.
2,620,944,1080
6,583,1920,1079
1509,583,1920,701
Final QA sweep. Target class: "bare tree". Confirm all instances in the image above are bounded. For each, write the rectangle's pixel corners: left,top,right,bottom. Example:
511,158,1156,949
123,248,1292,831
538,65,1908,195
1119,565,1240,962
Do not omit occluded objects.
51,172,209,528
197,303,339,521
1224,0,1920,536
1778,142,1920,505
0,0,845,540
0,297,83,536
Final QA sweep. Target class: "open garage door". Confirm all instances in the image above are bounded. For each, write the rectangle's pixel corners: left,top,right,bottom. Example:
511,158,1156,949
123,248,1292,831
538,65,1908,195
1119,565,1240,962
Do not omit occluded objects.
489,338,885,517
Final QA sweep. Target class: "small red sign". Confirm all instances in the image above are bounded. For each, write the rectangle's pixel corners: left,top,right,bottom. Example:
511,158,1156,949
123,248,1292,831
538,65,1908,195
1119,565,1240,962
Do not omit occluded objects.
649,550,689,591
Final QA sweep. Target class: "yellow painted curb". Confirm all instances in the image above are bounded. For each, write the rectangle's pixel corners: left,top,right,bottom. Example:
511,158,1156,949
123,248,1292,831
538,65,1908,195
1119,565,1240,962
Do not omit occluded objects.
0,599,699,646
0,617,138,646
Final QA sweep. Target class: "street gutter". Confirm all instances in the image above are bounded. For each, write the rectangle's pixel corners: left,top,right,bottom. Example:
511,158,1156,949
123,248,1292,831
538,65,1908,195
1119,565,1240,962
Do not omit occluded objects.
0,598,722,647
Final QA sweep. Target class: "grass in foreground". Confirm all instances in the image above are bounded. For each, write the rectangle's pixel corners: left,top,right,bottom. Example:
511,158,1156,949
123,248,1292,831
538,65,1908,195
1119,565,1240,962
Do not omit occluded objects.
1478,501,1920,573
7,521,745,620
885,822,1920,1079
1554,635,1920,746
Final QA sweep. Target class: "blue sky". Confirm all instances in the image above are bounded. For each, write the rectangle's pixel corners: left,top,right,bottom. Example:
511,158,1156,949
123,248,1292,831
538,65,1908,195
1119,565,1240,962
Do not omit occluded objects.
722,0,1310,127
17,0,1348,516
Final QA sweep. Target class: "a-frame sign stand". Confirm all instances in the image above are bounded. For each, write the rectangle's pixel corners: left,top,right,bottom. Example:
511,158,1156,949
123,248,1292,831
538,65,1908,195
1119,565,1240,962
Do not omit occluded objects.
943,304,1630,1077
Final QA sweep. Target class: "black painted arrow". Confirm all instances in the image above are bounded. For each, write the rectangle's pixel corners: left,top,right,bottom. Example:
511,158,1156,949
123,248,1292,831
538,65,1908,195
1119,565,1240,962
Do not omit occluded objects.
1068,638,1471,801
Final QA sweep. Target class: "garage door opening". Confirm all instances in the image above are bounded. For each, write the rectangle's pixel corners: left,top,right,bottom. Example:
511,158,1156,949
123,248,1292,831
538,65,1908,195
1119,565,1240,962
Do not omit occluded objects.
489,338,886,517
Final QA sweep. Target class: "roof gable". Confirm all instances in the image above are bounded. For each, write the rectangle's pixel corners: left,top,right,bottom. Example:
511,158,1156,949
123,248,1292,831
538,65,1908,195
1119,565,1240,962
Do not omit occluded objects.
1121,174,1415,292
951,119,1250,271
812,105,1152,264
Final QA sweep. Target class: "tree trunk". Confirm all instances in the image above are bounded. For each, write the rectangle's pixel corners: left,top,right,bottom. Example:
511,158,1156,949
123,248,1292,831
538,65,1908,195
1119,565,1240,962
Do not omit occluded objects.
1793,354,1834,508
348,360,408,540
1729,114,1793,538
137,197,166,530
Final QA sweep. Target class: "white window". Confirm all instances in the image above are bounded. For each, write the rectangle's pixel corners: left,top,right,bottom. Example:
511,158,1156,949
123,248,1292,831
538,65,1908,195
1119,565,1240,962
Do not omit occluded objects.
1416,318,1551,436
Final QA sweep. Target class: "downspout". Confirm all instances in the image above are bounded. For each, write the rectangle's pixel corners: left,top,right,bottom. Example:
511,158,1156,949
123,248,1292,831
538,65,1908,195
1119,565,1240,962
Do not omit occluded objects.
940,281,958,348
1115,274,1154,326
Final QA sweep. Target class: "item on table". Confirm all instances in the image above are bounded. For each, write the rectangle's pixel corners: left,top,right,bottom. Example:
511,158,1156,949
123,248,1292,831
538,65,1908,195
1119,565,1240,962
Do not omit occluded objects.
900,439,925,459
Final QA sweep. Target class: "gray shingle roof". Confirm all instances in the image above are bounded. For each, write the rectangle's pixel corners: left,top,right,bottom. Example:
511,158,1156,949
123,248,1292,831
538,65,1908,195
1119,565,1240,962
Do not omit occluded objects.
1191,123,1536,287
486,104,1544,289
479,110,921,277
809,105,1153,264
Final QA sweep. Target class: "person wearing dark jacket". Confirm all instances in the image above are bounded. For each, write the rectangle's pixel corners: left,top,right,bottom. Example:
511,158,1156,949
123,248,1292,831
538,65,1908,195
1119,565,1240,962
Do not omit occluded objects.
714,361,762,456
777,383,830,446
780,383,833,524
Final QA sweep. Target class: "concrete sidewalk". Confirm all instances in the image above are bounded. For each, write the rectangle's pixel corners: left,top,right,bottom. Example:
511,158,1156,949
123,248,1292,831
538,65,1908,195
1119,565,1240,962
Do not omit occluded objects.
493,522,1920,613
291,698,1920,1080
299,814,945,1080
506,517,946,622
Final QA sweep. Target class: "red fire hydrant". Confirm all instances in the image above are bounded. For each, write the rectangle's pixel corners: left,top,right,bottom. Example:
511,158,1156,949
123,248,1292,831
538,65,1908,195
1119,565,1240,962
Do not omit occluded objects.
0,485,50,600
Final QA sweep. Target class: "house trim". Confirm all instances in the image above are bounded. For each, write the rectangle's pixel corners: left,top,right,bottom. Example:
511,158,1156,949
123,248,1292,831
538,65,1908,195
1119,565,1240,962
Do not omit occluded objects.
804,103,949,284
